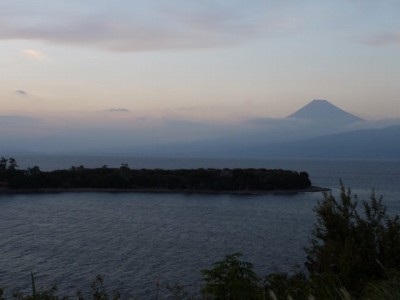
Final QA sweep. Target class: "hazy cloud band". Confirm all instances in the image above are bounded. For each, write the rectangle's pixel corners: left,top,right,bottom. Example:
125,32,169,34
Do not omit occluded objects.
0,0,269,51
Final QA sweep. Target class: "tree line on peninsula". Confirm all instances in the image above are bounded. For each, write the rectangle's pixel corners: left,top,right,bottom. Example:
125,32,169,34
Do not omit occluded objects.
0,157,311,192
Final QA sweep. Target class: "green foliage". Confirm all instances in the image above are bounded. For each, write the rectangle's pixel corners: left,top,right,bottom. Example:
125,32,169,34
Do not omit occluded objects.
364,271,400,300
165,283,196,300
263,271,311,300
13,287,64,300
12,273,66,300
0,157,18,172
201,253,263,300
10,275,120,300
0,157,20,182
77,275,120,300
0,157,312,192
305,183,400,297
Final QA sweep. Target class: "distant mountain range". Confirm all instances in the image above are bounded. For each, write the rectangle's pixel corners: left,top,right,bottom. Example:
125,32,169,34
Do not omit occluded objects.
239,100,399,159
112,100,400,159
246,125,400,159
2,99,399,159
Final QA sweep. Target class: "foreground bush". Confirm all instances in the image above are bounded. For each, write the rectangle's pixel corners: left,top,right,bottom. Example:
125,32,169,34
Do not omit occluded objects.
201,253,263,300
364,271,400,300
9,274,120,300
305,184,400,298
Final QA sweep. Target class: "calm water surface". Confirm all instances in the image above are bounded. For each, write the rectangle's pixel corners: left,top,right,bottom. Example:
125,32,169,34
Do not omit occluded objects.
1,156,400,298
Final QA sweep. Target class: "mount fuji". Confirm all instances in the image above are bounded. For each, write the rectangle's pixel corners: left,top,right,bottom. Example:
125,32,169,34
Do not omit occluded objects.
288,99,364,124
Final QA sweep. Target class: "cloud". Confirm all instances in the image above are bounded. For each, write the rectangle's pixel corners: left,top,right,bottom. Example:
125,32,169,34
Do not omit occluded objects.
363,32,400,47
15,90,28,96
105,108,130,113
0,0,273,52
22,49,45,58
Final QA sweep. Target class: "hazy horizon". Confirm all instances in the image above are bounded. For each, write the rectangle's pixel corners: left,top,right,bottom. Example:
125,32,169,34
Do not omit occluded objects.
1,1,399,153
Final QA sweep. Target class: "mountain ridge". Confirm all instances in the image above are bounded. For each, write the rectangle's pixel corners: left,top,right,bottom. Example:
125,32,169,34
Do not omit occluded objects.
288,99,364,123
246,125,400,159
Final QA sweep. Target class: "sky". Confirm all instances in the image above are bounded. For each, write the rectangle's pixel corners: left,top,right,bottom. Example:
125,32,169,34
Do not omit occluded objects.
0,0,399,152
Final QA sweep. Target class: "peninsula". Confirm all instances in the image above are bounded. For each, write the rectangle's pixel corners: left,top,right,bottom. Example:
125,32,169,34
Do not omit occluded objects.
0,157,327,194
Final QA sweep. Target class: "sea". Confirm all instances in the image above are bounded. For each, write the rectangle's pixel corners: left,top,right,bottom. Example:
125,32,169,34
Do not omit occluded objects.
1,154,400,299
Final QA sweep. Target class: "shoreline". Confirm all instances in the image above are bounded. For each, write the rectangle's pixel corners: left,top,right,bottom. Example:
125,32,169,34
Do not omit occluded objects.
0,185,330,195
